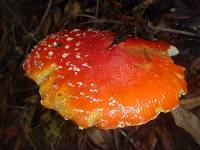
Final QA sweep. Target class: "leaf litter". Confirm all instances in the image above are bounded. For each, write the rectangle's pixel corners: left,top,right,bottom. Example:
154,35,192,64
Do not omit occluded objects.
0,0,200,149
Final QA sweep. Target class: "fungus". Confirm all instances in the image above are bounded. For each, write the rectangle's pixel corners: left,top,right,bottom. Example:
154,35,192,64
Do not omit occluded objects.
23,29,187,129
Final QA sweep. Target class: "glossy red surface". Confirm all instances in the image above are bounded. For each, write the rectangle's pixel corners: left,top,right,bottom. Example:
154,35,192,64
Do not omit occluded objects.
23,29,187,129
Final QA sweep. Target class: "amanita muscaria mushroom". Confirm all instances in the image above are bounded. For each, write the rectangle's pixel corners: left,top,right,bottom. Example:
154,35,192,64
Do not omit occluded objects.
23,28,187,129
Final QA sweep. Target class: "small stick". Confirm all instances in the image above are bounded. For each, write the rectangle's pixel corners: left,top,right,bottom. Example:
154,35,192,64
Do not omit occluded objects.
36,0,53,34
149,26,200,37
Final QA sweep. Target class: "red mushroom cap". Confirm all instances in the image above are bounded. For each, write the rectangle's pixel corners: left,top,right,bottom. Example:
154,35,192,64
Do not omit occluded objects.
23,29,187,129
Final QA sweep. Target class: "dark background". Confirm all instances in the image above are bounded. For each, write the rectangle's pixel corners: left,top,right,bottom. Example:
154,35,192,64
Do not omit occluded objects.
0,0,200,149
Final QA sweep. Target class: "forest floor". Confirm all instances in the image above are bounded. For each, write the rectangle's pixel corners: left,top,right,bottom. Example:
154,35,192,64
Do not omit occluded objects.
0,0,200,149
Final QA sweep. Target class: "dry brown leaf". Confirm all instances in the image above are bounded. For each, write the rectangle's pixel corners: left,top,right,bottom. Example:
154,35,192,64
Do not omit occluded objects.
191,57,200,74
147,130,158,150
41,15,51,36
53,7,61,26
24,95,40,104
171,107,200,145
154,126,174,150
181,97,200,110
132,0,154,15
79,128,116,150
64,0,81,15
163,12,191,20
87,128,109,149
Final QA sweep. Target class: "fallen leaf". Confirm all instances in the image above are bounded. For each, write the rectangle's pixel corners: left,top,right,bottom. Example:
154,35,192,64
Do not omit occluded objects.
171,107,200,145
154,126,174,150
24,95,40,104
164,12,191,20
53,6,61,26
181,96,200,110
64,0,81,15
146,130,158,150
87,128,112,150
191,57,200,74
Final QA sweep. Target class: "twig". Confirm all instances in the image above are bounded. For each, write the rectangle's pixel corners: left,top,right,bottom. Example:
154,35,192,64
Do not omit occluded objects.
0,104,25,110
78,19,123,26
0,0,36,42
114,129,121,150
0,27,12,47
21,0,53,66
95,0,100,18
149,26,200,37
132,0,155,15
35,0,53,34
98,1,117,15
63,14,98,20
12,24,17,50
19,39,34,67
0,0,16,18
16,23,37,42
119,129,135,146
20,121,38,150
79,131,88,150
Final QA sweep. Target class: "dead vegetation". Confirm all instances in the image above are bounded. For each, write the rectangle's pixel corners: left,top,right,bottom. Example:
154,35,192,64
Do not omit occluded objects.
0,0,200,149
